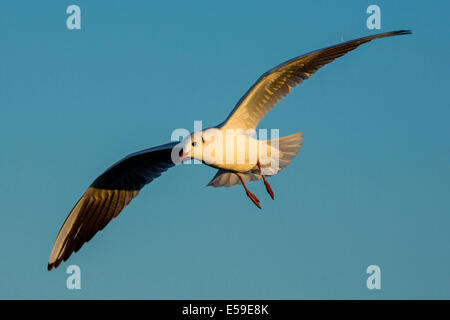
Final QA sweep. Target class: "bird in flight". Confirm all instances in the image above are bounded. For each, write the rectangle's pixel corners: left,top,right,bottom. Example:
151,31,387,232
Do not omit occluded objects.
48,30,411,270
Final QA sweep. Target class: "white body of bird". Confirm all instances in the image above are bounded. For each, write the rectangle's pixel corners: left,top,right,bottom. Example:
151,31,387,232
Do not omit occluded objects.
178,128,303,187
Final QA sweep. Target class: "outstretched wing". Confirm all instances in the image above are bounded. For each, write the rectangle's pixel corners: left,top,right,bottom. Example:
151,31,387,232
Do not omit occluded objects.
48,142,181,270
220,30,411,131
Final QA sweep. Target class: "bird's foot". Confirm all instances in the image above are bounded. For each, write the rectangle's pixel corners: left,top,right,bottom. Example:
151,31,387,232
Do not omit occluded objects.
246,191,261,209
263,179,274,200
257,161,274,200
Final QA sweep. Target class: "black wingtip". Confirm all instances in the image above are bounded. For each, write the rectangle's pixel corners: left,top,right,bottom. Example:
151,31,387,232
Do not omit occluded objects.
361,29,412,43
393,29,412,35
47,260,60,271
374,30,412,39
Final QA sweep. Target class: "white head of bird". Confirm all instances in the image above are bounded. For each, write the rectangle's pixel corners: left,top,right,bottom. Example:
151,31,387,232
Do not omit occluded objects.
179,128,219,164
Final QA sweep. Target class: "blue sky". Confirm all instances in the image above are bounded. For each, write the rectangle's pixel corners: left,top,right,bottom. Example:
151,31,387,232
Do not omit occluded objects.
0,1,449,299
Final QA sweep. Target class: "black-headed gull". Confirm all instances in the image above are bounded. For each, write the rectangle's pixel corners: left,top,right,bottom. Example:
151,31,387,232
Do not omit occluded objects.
48,30,411,270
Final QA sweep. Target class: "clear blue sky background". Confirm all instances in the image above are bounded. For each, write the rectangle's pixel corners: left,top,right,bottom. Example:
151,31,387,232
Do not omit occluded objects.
0,0,449,299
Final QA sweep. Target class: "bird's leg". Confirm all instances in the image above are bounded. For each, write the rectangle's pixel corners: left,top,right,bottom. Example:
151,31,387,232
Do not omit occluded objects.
237,173,261,209
257,161,274,200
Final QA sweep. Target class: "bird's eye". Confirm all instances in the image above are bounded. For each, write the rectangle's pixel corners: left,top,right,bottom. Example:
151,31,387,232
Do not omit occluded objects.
192,141,197,147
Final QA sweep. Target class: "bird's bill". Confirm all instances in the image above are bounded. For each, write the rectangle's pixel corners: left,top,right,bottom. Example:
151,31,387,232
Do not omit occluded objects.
179,150,190,161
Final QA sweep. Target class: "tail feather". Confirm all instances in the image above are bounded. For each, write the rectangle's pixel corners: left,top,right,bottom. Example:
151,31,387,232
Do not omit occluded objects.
272,131,303,170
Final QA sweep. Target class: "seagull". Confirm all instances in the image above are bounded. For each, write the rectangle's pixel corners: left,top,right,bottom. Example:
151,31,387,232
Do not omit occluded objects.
48,30,411,270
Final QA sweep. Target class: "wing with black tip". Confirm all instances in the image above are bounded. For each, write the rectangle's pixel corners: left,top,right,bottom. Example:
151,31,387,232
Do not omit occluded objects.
48,142,180,270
